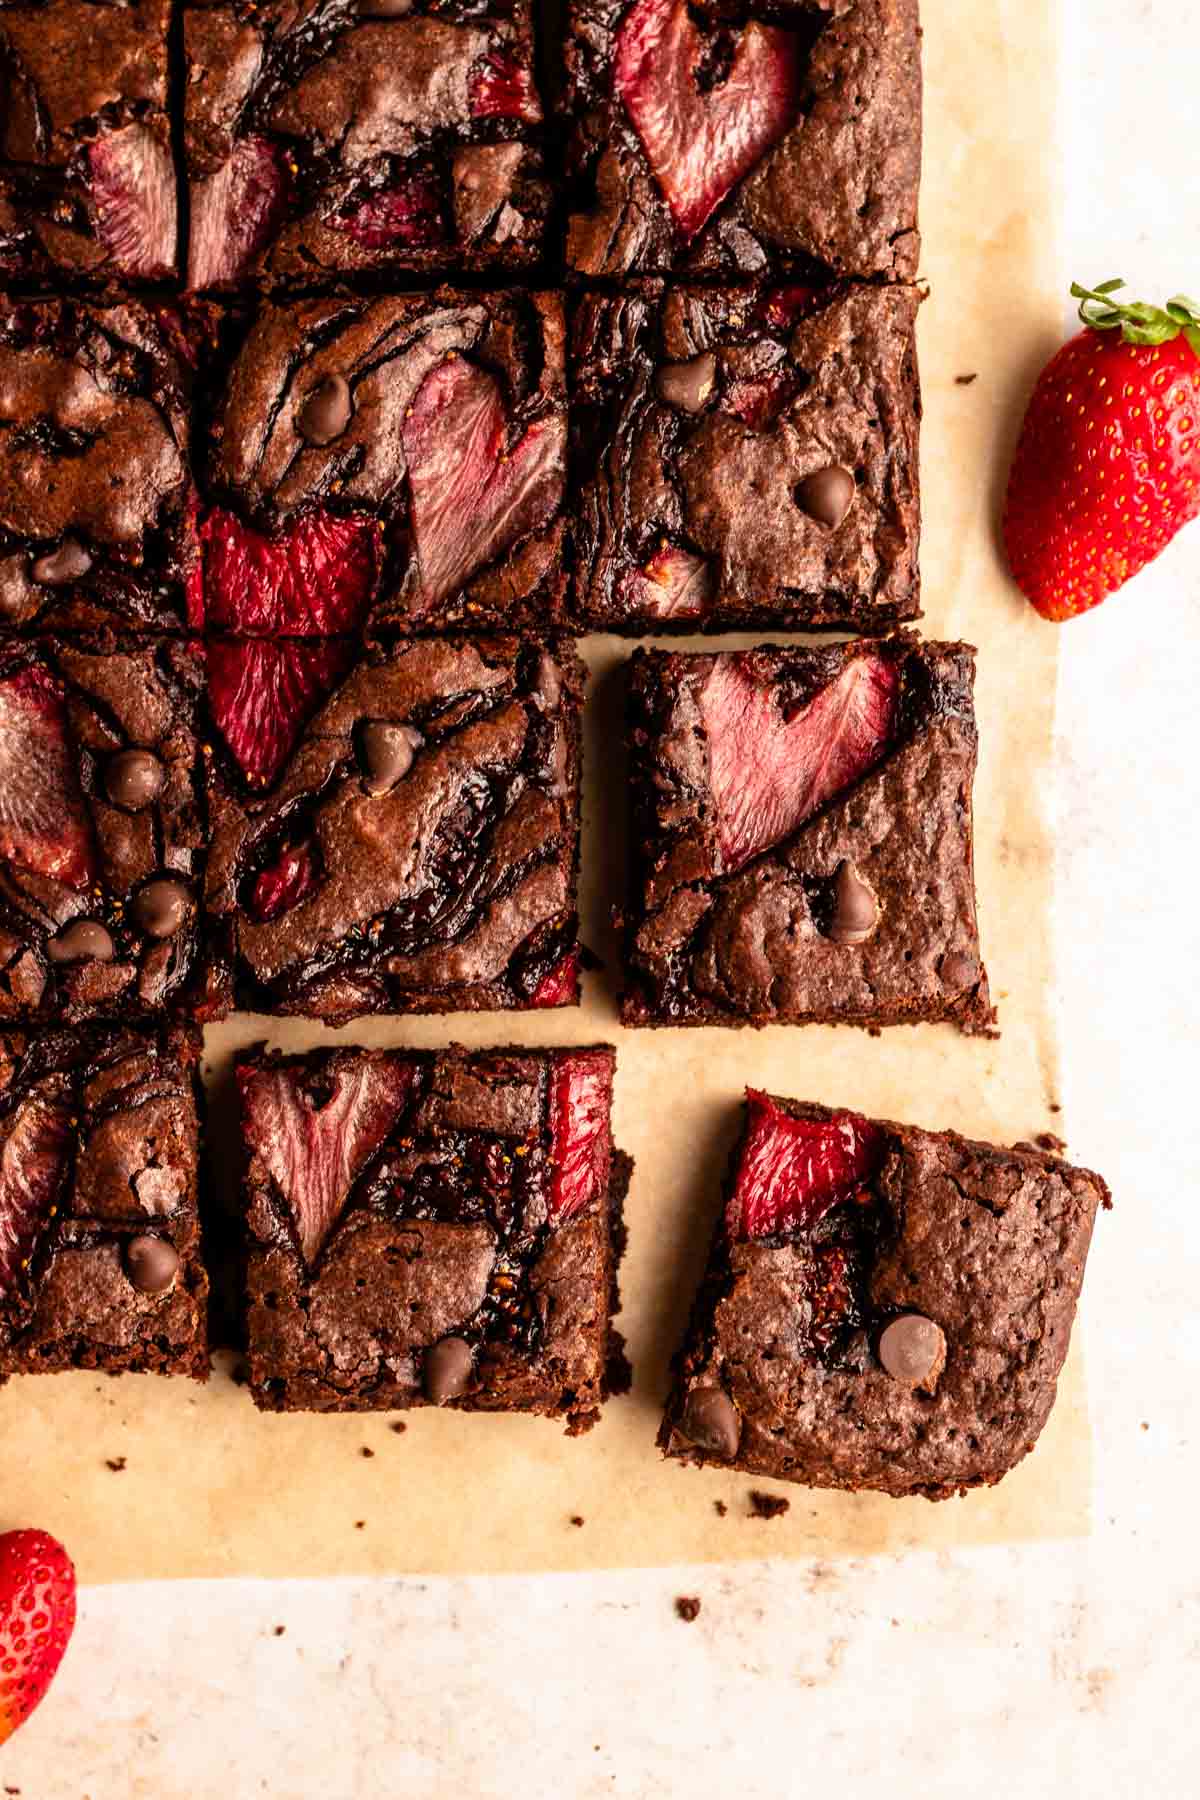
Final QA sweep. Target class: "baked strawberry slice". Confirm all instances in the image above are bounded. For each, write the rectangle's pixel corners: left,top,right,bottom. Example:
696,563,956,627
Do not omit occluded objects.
206,638,353,788
619,544,712,620
89,124,177,279
187,136,286,290
251,841,320,922
191,507,377,637
0,1086,71,1294
238,1056,415,1264
401,356,565,609
760,286,826,329
807,1242,858,1352
0,1529,76,1746
614,0,803,241
0,668,95,889
727,1091,886,1242
546,1050,613,1227
332,172,445,250
530,949,581,1008
469,51,541,123
699,652,900,871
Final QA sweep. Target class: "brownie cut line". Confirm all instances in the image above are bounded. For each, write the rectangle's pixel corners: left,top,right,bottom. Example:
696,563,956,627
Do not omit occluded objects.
0,1023,208,1383
658,1090,1108,1499
620,634,994,1032
236,1042,626,1428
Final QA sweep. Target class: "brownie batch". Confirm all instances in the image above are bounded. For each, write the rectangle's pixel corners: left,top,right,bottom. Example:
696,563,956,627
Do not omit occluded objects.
0,0,1106,1499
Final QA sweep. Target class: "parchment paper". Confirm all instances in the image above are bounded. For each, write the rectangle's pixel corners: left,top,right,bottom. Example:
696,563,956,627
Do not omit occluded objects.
1,0,1081,1582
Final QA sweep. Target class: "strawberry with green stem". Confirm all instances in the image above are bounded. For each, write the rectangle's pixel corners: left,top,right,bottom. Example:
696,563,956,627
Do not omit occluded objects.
1004,281,1200,621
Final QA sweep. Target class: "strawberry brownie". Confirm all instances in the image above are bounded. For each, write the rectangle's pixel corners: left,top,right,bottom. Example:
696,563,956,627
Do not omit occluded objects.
564,0,921,280
659,1091,1108,1498
182,0,551,289
621,635,993,1031
0,1023,208,1383
204,635,584,1023
570,281,921,632
0,636,210,1024
236,1042,627,1425
0,0,177,284
193,290,568,637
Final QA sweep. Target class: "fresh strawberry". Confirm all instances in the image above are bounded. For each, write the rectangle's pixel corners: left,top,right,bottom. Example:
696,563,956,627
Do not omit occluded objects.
619,544,712,619
0,1529,76,1746
530,949,580,1008
1005,281,1200,621
699,652,899,871
332,173,444,250
0,1089,71,1293
187,137,286,291
546,1051,613,1227
191,507,377,637
238,1057,415,1263
0,668,95,889
401,356,564,609
206,638,353,787
614,0,802,241
468,51,541,123
89,124,177,279
727,1091,885,1241
251,841,319,922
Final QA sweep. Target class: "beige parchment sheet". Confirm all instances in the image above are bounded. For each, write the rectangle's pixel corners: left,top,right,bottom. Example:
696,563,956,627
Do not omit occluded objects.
0,0,1081,1582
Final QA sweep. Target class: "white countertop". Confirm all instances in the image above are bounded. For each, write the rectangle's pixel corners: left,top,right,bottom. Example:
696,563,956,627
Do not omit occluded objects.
5,2,1199,1792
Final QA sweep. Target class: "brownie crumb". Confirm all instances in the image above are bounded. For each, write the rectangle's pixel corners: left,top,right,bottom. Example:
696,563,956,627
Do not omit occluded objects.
273,1626,286,1638
390,1421,407,1434
1141,1422,1149,1432
105,1456,127,1473
570,1515,585,1528
1035,1132,1067,1153
675,1596,702,1623
713,1500,728,1518
955,372,979,385
354,1520,366,1530
748,1491,791,1521
360,1446,375,1459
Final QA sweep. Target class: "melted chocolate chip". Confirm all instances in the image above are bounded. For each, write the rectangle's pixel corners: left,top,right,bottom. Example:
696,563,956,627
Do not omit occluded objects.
46,919,115,964
297,373,353,446
132,878,192,939
795,465,856,529
124,1234,180,1295
827,861,878,946
878,1314,946,1389
655,353,717,414
359,721,423,795
681,1386,740,1459
104,749,164,811
31,538,93,587
424,1336,474,1404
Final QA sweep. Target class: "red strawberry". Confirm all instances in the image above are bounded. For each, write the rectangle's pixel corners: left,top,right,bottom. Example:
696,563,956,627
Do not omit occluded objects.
191,507,377,637
530,949,580,1008
0,1529,76,1746
0,668,95,889
332,173,445,250
546,1051,613,1227
0,1089,71,1294
614,0,802,241
807,1243,857,1351
619,544,712,620
187,137,286,291
89,124,177,278
238,1056,415,1263
721,368,792,429
251,841,319,922
206,638,353,787
401,356,565,610
1005,281,1200,621
727,1091,885,1242
468,51,541,123
698,652,899,871
760,286,826,329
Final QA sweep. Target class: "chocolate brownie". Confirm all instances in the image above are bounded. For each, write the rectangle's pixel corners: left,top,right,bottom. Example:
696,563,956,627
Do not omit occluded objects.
0,1023,208,1382
658,1090,1108,1499
0,0,177,284
570,282,921,632
194,290,568,637
0,635,209,1025
205,634,583,1023
564,0,921,281
621,635,994,1032
183,0,551,289
0,299,203,636
237,1042,625,1427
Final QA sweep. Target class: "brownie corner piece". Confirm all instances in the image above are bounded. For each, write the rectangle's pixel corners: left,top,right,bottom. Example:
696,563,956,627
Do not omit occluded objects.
570,281,921,633
205,634,583,1023
564,0,921,281
0,1022,208,1383
659,1090,1107,1499
620,634,993,1032
236,1042,624,1428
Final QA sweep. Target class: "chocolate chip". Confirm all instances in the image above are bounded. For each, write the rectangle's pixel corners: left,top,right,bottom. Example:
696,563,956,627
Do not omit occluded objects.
655,353,717,414
828,860,878,945
424,1336,474,1404
124,1234,179,1295
878,1314,946,1389
681,1386,740,1459
940,950,978,992
104,749,164,811
359,721,423,795
30,538,92,587
46,920,115,964
297,374,353,446
795,465,856,529
132,877,192,939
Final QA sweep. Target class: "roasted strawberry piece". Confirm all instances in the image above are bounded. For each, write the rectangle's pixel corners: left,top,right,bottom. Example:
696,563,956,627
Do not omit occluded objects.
530,950,581,1008
546,1049,615,1226
88,124,177,279
251,842,320,923
206,638,353,788
0,1087,71,1293
618,545,712,620
187,137,286,291
0,1529,76,1745
806,1241,859,1353
332,174,445,250
0,667,95,890
191,508,377,637
727,1090,886,1242
469,51,541,123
